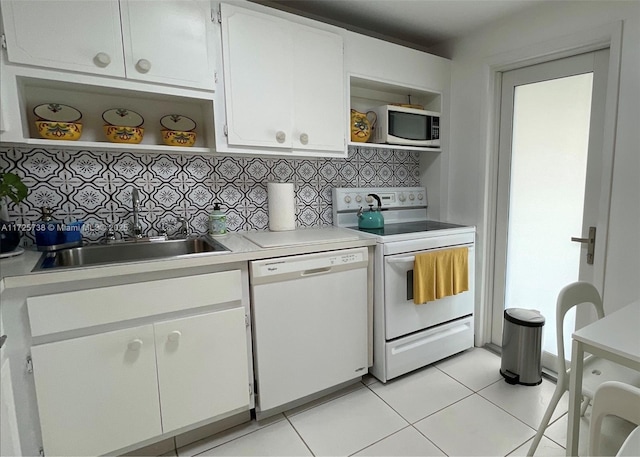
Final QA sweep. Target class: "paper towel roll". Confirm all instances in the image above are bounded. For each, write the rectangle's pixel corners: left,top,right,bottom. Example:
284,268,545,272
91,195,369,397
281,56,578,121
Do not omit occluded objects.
268,182,296,231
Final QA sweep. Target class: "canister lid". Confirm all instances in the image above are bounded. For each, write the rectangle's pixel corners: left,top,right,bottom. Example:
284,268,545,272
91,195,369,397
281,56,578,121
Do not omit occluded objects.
504,308,545,327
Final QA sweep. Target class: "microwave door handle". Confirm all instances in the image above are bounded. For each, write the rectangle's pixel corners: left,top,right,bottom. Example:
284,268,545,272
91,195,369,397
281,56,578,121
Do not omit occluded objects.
388,256,415,264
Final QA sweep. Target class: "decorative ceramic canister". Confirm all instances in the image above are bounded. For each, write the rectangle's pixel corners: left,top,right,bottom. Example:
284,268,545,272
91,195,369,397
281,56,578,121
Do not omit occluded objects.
350,109,377,143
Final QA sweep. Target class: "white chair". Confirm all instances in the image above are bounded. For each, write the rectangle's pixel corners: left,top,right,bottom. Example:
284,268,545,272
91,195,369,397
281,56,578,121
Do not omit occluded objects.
527,281,640,456
589,381,640,457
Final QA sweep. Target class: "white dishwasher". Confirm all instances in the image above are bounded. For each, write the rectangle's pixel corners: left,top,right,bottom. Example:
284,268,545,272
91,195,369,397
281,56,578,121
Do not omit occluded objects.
250,247,368,416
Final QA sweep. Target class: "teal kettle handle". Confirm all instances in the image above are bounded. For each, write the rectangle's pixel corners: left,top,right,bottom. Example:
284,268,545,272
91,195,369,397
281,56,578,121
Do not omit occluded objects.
368,193,382,210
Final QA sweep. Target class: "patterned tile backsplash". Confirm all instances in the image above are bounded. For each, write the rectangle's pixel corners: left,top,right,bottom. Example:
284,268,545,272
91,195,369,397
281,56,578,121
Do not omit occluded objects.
0,146,420,246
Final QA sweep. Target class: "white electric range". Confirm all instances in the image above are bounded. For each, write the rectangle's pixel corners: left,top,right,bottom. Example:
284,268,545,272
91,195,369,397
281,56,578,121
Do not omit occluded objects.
333,187,476,382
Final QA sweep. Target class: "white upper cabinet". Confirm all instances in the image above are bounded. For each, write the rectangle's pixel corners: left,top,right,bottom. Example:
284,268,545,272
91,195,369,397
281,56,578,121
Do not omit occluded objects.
1,1,125,77
220,3,346,155
221,5,294,148
344,30,451,92
292,24,345,151
1,0,216,90
120,0,216,89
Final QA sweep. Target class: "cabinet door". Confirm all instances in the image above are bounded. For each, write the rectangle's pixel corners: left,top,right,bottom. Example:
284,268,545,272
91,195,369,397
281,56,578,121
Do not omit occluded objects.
1,315,21,456
120,0,216,90
154,308,250,433
292,25,346,152
1,0,125,77
30,325,161,456
221,4,293,148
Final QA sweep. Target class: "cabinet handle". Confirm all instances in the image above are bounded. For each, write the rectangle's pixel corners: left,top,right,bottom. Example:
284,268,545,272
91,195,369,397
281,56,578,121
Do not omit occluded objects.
94,52,112,68
300,133,309,145
136,59,152,73
167,331,182,342
275,131,286,144
127,339,143,351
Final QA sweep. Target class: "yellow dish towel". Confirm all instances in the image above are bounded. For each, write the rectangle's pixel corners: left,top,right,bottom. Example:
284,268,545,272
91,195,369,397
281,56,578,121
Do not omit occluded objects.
413,247,469,304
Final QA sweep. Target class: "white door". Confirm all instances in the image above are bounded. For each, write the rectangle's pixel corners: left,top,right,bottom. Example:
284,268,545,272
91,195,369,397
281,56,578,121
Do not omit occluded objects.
154,309,250,433
292,24,345,152
30,325,162,456
221,4,293,147
492,50,613,370
120,0,216,90
1,0,125,77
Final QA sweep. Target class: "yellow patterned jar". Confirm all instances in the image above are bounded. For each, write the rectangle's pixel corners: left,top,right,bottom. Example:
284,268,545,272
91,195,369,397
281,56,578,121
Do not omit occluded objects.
161,129,196,147
35,121,83,141
103,125,144,144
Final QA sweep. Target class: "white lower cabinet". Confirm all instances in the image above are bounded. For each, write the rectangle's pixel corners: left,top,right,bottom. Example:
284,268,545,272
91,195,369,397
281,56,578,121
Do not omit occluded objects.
27,272,251,456
31,325,162,457
155,309,250,433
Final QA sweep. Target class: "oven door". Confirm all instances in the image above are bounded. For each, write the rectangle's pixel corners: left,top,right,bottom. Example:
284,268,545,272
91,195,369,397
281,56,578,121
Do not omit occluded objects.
384,243,475,340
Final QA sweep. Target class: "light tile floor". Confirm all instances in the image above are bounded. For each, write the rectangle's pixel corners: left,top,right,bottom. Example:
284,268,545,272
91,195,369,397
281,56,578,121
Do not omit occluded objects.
174,348,635,457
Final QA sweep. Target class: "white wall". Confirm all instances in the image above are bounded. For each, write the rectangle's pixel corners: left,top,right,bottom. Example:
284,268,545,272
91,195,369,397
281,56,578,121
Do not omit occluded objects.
430,1,640,337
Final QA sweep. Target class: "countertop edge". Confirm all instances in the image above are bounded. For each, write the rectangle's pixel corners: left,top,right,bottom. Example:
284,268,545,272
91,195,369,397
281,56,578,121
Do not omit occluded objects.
0,234,377,291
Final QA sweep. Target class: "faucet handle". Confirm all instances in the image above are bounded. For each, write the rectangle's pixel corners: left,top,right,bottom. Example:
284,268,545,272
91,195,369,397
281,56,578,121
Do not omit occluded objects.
176,216,192,238
158,221,169,239
103,224,117,243
130,221,143,238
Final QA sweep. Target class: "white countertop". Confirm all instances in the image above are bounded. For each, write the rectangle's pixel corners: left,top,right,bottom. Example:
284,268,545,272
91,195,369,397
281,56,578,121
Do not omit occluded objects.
243,227,360,248
0,228,376,292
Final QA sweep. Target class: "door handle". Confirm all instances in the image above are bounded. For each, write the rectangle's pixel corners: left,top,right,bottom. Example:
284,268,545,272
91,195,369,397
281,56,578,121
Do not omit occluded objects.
571,226,596,265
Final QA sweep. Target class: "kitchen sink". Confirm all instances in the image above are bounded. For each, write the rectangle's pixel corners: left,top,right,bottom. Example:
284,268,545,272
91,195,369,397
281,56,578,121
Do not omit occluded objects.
33,237,231,270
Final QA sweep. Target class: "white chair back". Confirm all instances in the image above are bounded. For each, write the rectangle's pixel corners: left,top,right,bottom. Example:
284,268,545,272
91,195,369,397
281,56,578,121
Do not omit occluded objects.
589,381,640,456
554,281,605,388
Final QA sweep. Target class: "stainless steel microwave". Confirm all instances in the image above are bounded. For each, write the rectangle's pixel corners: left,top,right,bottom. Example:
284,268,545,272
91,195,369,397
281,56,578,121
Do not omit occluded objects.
371,105,440,147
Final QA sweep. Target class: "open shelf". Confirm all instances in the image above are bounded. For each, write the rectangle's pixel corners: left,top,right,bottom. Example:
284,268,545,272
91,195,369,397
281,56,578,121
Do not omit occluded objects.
348,141,440,152
2,71,217,154
349,75,442,153
7,138,212,155
350,76,441,112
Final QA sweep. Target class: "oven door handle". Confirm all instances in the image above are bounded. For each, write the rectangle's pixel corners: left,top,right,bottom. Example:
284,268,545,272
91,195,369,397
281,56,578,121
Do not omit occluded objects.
387,256,415,264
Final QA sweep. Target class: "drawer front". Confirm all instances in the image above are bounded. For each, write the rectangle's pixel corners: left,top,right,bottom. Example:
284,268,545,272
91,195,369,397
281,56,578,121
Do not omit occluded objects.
385,316,474,380
28,270,242,337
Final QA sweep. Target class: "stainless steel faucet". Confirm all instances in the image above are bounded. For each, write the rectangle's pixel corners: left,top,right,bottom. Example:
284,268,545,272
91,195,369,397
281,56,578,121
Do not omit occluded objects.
176,216,191,238
131,188,143,238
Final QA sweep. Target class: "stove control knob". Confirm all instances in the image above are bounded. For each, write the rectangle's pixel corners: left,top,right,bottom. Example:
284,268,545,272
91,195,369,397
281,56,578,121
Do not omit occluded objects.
398,193,406,202
365,195,374,204
355,195,363,203
418,193,424,200
344,196,352,203
409,193,415,201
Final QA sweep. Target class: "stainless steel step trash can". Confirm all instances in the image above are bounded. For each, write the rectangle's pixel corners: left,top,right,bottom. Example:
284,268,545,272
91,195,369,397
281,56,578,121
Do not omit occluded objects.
500,308,545,386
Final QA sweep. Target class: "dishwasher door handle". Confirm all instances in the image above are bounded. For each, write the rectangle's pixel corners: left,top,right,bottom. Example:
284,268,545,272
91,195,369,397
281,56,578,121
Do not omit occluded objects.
301,267,332,276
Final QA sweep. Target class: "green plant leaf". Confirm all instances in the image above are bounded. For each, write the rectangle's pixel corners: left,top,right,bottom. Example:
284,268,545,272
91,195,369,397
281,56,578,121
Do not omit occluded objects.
0,172,29,204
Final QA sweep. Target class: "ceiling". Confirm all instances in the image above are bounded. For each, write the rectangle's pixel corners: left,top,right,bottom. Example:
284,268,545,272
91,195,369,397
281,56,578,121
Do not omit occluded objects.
252,0,545,51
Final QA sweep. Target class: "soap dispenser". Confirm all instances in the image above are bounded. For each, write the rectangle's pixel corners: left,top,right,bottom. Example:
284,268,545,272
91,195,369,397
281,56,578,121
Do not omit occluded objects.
208,203,227,236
